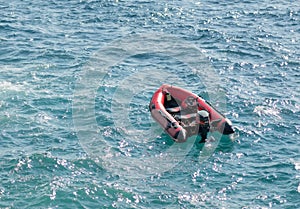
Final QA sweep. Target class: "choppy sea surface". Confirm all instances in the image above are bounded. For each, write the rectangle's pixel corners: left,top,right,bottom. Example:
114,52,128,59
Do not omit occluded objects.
1,0,299,208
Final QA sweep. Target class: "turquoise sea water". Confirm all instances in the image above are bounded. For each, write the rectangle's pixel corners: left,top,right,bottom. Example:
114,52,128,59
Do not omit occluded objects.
1,0,299,208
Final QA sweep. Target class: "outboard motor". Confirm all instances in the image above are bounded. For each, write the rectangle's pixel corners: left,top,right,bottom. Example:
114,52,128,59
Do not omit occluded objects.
198,110,210,143
198,110,210,127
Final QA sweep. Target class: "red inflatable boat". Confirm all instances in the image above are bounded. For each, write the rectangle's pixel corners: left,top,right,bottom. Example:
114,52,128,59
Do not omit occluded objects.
149,84,234,142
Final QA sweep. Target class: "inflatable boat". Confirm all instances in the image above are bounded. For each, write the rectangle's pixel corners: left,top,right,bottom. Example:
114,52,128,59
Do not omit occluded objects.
149,84,234,143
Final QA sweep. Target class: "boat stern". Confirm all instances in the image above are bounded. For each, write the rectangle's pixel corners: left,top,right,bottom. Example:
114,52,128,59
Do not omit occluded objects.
222,118,235,135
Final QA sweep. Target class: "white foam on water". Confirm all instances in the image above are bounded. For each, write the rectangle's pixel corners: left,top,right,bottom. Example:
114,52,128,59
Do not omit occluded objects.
295,161,300,171
253,105,281,119
293,161,300,193
0,81,24,92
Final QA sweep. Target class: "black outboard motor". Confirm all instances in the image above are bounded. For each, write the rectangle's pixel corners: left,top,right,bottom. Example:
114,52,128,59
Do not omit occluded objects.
198,110,210,143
